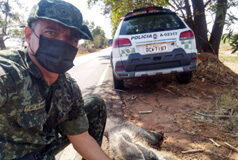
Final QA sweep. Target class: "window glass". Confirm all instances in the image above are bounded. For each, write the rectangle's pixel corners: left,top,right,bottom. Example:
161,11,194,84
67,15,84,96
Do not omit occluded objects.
120,13,186,35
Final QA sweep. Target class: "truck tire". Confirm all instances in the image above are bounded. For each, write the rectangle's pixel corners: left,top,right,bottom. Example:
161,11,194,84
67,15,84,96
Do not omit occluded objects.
176,71,193,84
113,73,124,89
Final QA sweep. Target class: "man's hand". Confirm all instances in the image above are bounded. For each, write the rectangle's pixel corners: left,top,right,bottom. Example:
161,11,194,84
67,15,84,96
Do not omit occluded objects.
67,131,111,160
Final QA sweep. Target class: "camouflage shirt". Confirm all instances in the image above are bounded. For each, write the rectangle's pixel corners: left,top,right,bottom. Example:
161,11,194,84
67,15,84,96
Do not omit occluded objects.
0,50,89,159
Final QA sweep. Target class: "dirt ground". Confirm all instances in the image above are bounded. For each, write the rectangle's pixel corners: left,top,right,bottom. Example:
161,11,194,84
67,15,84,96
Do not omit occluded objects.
118,53,238,160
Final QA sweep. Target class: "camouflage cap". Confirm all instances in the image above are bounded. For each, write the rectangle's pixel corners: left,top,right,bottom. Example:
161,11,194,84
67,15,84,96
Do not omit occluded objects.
27,0,93,40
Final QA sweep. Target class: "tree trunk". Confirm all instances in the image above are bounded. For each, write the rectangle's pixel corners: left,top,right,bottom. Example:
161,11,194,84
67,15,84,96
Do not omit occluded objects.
184,0,194,30
0,36,6,50
191,0,211,53
209,0,228,56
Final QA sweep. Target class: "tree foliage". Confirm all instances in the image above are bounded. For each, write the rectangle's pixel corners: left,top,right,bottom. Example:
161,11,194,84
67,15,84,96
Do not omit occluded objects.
168,0,237,55
82,20,108,49
0,0,25,49
92,26,107,48
222,33,238,53
88,0,169,35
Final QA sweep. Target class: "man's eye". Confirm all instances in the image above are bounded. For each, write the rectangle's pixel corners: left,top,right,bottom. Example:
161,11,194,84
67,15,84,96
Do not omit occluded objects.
46,31,56,36
70,37,79,44
73,38,78,43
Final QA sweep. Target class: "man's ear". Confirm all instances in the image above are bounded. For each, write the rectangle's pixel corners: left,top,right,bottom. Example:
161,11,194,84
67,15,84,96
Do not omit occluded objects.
24,27,33,44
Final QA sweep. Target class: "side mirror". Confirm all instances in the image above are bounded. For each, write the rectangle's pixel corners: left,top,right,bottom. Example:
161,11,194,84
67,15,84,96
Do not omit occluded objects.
108,39,113,45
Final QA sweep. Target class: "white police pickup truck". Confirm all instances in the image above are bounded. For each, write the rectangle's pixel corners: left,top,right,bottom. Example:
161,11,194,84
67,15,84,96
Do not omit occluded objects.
111,7,197,89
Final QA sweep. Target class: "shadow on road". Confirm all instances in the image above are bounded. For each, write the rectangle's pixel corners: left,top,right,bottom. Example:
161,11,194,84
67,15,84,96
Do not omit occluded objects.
98,55,111,61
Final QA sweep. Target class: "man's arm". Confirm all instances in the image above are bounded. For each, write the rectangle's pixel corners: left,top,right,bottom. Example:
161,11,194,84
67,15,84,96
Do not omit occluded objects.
67,131,111,160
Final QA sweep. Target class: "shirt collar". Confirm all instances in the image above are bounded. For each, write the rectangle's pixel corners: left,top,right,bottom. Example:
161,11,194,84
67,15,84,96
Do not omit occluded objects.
25,51,43,79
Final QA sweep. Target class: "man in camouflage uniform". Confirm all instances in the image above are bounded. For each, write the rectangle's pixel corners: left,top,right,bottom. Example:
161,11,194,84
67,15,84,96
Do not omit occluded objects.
0,0,110,160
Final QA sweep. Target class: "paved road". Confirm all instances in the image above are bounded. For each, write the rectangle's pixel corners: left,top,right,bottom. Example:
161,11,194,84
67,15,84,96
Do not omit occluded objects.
55,47,112,160
68,47,112,95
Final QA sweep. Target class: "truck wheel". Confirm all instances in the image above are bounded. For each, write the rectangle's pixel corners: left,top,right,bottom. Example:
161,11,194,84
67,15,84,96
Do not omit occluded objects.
113,73,124,89
176,71,193,84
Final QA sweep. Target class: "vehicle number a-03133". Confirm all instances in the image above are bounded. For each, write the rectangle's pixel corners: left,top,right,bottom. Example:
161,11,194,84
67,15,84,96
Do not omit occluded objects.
144,43,168,54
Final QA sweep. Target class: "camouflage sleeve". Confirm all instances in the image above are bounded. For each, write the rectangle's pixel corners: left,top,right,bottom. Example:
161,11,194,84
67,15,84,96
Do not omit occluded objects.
0,67,7,107
60,109,89,135
59,75,89,135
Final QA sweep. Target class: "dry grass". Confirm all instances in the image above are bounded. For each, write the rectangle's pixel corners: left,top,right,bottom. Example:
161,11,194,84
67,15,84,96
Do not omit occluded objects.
215,89,238,132
76,52,90,57
193,53,238,133
222,61,238,74
216,54,238,133
219,54,238,74
219,54,238,62
76,46,101,57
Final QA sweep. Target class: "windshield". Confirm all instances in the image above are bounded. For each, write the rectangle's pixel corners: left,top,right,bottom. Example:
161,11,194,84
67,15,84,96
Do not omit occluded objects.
120,13,186,35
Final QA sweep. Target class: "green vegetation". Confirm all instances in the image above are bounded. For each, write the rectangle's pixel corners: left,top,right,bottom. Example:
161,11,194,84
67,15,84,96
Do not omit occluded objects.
222,33,238,53
0,0,26,49
88,0,168,35
88,0,238,56
220,36,233,51
79,20,108,53
92,26,107,48
219,54,238,62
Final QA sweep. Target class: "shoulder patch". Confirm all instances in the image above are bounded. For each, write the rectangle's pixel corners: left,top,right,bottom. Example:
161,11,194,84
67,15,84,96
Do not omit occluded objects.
0,67,6,76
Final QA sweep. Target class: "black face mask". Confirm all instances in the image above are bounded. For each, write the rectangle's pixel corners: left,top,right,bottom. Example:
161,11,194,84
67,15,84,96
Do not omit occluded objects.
32,35,78,74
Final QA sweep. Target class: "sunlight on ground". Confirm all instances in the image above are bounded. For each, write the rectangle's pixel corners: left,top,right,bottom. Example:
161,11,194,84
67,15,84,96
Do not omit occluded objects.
76,52,90,57
222,61,238,74
219,54,238,74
